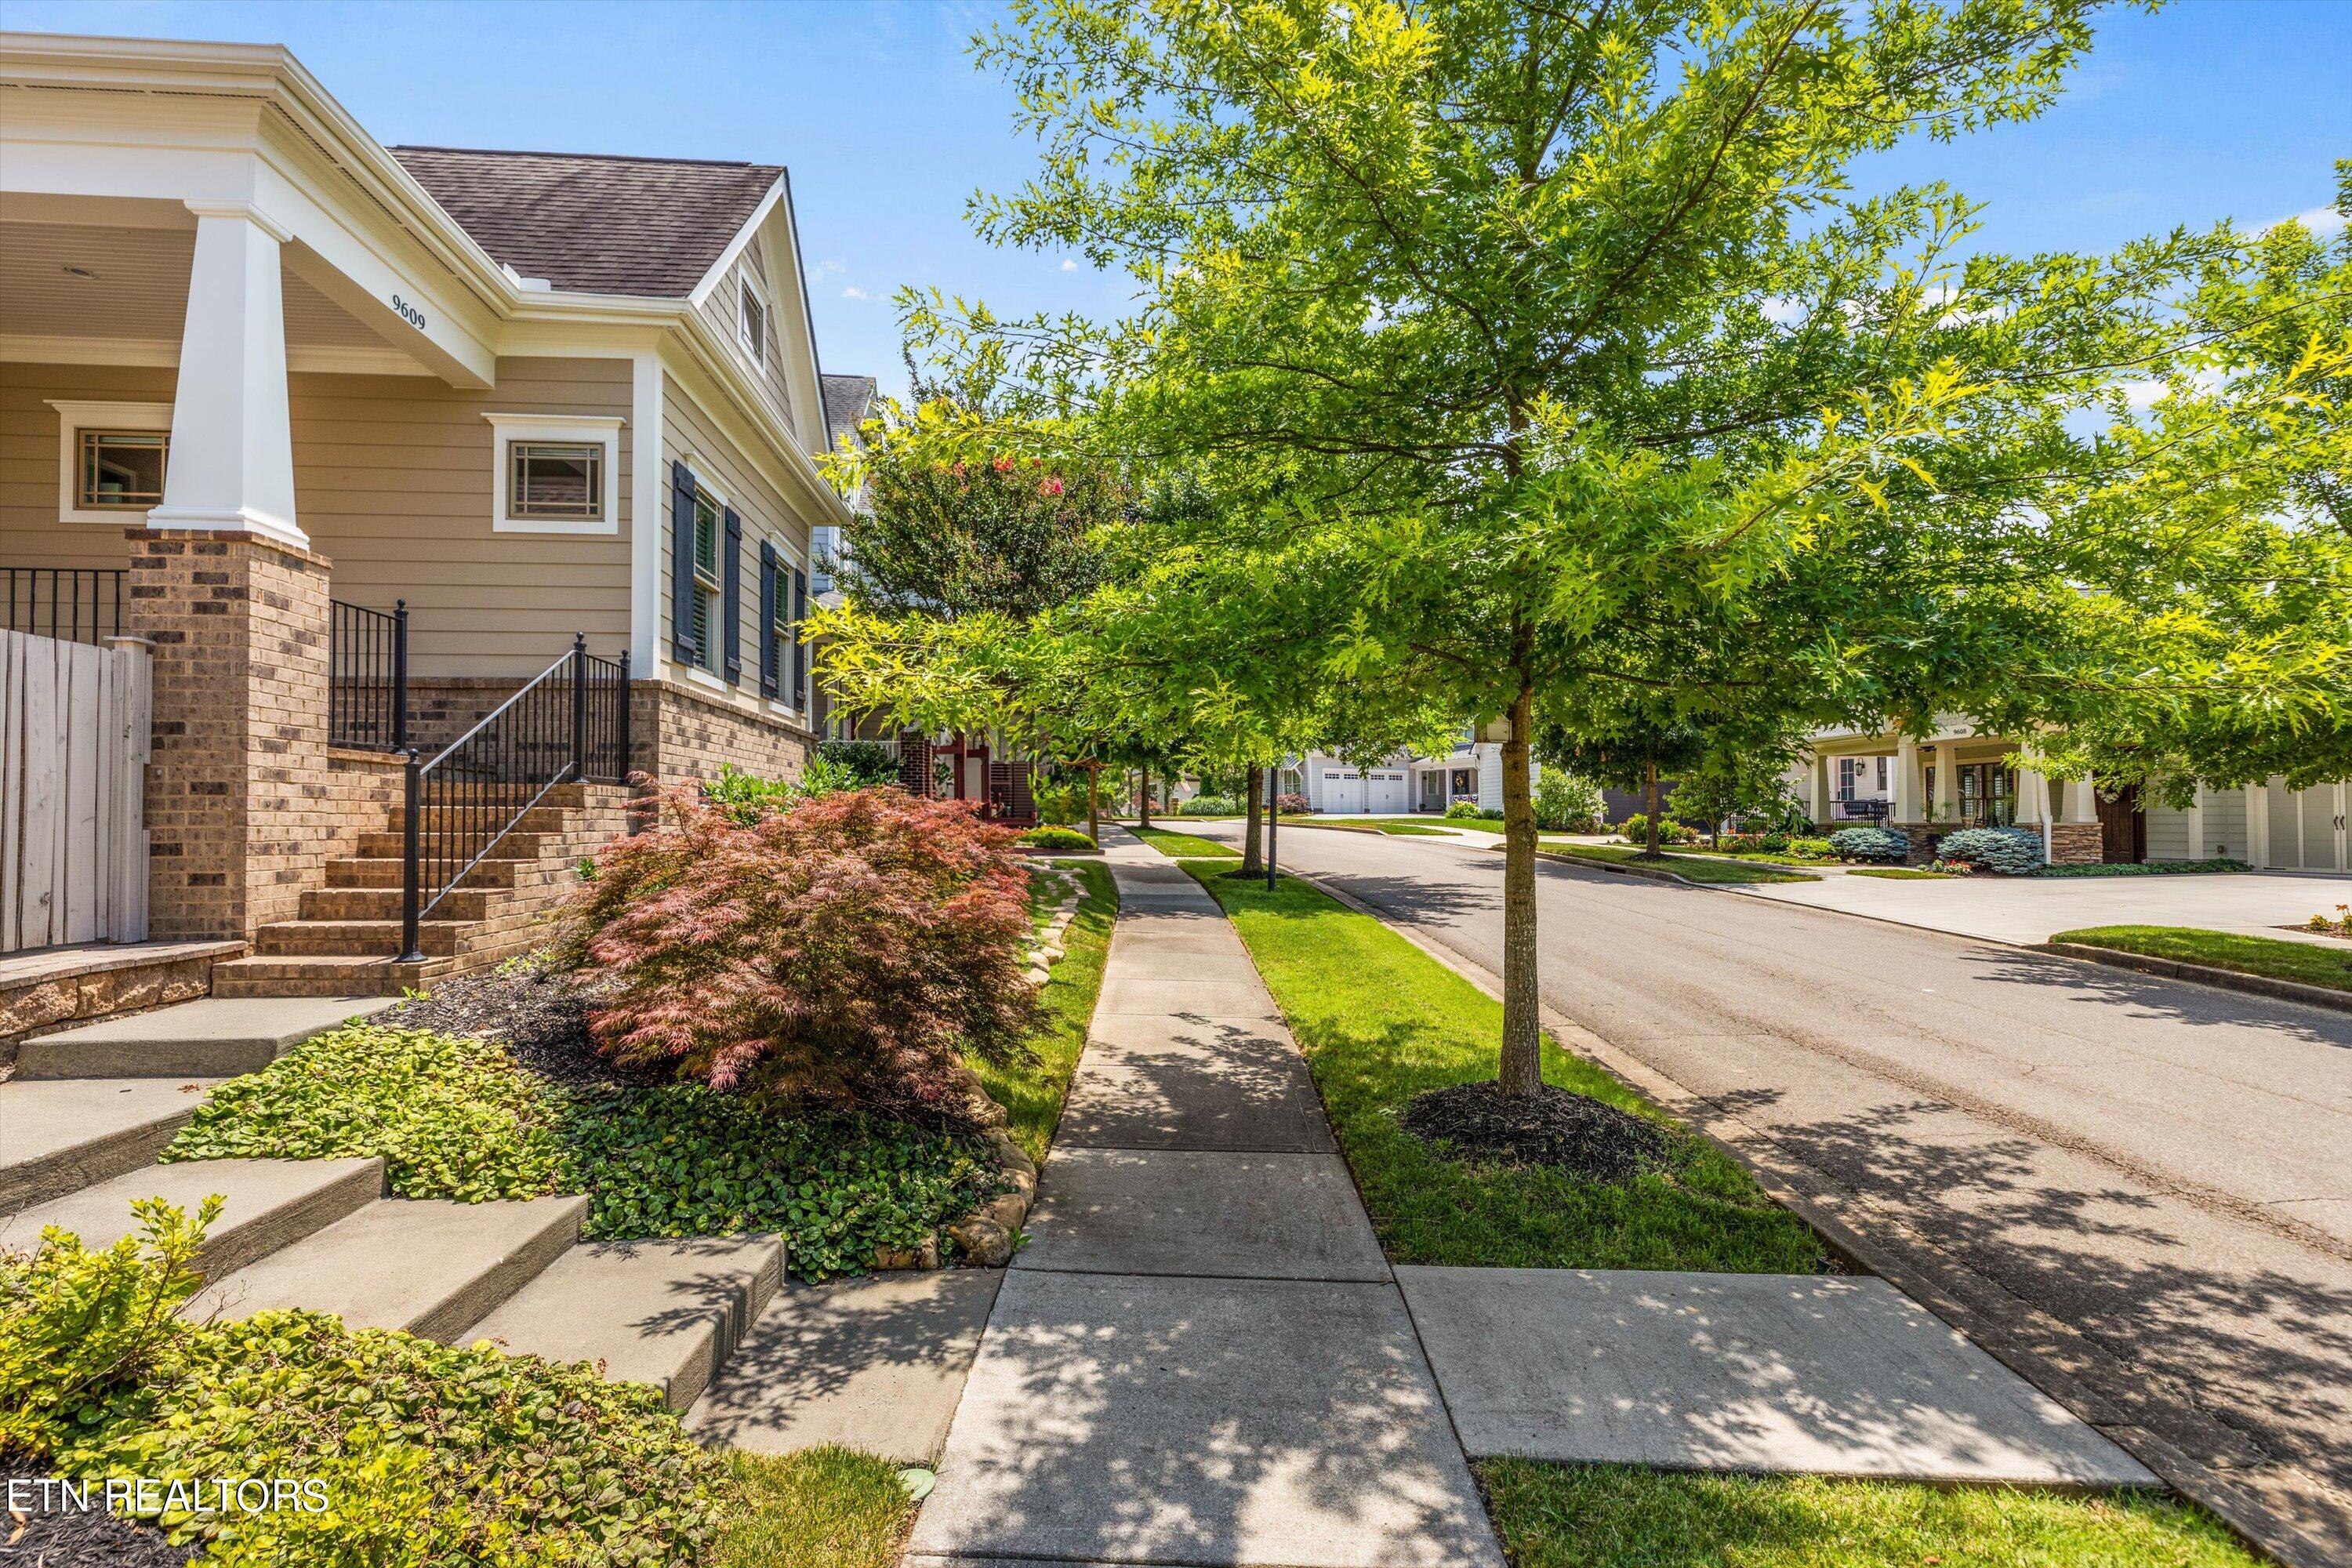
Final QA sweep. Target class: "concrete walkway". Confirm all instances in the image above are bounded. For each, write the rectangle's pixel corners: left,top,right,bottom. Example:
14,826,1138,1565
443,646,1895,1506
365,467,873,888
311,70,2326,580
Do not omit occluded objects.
909,828,1508,1568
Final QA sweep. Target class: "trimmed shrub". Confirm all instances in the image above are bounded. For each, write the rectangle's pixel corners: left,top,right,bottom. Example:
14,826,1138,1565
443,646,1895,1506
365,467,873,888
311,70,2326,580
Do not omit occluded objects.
1828,826,1911,862
1178,795,1239,815
1933,826,2046,876
1617,812,1696,845
568,785,1040,1110
1020,826,1098,852
815,738,902,787
1275,793,1312,815
1444,800,1489,820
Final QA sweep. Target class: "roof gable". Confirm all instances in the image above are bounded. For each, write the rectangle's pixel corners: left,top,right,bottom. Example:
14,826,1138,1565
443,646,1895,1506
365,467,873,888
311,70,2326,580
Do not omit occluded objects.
388,145,781,298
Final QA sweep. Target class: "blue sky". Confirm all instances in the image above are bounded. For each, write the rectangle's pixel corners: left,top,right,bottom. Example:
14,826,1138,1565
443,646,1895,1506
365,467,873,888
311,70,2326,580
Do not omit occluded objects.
8,0,2348,401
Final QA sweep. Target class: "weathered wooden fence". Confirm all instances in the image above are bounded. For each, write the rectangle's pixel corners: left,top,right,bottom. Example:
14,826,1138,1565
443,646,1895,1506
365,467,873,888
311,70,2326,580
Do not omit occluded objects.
2,629,149,952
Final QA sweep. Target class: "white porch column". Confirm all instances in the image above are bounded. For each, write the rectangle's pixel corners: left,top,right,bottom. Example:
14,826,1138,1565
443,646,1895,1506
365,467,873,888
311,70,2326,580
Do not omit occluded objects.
1808,752,1831,824
2014,766,2049,860
1931,742,1958,822
146,204,304,548
1892,738,1918,821
2060,777,2100,824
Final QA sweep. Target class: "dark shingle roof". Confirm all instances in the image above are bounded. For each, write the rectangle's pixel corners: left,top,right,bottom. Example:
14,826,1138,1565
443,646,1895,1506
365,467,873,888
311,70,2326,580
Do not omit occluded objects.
820,374,877,455
389,146,781,298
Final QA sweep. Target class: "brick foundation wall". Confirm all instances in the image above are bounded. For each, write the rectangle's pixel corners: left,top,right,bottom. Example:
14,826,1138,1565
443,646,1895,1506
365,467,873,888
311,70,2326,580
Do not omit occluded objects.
321,746,404,865
637,681,815,786
125,530,339,940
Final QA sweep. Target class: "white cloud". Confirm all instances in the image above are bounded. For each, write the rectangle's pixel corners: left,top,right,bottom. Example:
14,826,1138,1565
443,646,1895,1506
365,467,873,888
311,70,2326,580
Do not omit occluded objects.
840,286,869,300
1061,258,1079,272
2274,205,2348,237
2118,380,2166,410
1760,296,1806,326
817,259,847,274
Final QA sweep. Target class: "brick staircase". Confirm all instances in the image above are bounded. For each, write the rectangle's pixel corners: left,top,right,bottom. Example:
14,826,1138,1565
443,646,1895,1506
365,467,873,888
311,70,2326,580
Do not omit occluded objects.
212,782,635,997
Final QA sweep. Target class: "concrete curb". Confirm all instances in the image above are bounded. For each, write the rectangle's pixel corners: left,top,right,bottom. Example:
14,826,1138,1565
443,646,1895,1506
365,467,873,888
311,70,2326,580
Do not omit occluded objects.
2037,941,2352,1018
1276,862,2338,1568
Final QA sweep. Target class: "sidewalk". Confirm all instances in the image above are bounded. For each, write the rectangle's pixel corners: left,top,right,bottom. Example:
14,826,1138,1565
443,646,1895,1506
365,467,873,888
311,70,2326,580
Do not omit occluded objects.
907,827,1506,1568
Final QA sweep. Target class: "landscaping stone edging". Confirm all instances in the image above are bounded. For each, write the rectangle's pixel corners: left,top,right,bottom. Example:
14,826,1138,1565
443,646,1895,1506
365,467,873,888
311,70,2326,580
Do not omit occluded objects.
2037,941,2352,1018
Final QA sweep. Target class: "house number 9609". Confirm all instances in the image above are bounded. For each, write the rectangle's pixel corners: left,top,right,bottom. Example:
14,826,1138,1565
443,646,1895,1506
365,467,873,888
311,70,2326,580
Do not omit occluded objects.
391,295,427,330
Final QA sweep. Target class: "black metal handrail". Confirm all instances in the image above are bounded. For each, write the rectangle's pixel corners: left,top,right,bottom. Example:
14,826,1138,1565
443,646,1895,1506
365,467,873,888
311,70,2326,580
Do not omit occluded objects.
400,635,630,961
329,598,407,752
3,568,123,644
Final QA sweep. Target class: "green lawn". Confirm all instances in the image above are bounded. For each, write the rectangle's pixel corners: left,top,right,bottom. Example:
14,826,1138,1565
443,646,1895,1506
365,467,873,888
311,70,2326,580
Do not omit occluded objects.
1848,867,1952,880
1185,866,1825,1272
713,1449,915,1568
1481,1460,2259,1568
973,859,1119,1163
1129,824,1241,857
1540,841,1821,884
2049,925,2352,993
1672,845,1838,866
1381,823,1461,836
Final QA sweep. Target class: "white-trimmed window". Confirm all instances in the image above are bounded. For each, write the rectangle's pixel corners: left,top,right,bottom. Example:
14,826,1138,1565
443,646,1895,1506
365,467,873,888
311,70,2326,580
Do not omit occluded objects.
484,413,623,534
49,401,173,523
738,276,768,370
688,489,724,673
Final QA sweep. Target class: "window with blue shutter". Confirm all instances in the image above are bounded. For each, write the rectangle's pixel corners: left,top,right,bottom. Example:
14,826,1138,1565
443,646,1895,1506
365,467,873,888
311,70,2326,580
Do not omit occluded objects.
791,566,808,710
721,507,742,684
758,540,781,700
670,462,699,664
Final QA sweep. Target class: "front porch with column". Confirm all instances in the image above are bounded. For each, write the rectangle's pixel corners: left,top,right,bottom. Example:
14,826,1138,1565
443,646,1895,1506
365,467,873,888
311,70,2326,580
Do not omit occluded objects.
1806,728,2107,865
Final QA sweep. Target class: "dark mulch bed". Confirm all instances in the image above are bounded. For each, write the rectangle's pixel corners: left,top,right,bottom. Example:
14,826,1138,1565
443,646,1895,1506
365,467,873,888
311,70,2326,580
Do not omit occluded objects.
375,958,667,1089
1,1461,197,1566
1402,1080,1671,1181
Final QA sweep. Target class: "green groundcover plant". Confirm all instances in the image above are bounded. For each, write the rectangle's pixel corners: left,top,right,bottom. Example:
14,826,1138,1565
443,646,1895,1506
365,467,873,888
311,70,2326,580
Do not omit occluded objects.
3,1202,727,1566
165,1025,1005,1281
1019,825,1098,851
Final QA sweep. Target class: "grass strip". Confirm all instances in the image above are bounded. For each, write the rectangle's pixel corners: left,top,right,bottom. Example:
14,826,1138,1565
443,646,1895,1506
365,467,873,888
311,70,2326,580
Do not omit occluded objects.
1479,1459,2259,1568
1130,824,1241,857
713,1448,916,1568
1540,840,1821,884
1381,823,1461,836
1185,866,1824,1272
973,859,1119,1163
2050,925,2352,993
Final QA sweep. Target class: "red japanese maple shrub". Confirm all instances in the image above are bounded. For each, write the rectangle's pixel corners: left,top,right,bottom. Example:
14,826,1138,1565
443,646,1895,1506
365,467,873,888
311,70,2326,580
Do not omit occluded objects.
564,784,1040,1112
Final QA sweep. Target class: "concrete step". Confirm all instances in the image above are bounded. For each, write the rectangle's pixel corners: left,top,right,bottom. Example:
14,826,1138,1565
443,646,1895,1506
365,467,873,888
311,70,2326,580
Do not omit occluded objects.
471,1233,784,1410
188,1193,589,1342
354,829,553,862
0,1156,385,1281
325,855,518,891
0,1077,219,1215
301,886,496,922
254,920,466,960
12,996,398,1080
209,955,448,999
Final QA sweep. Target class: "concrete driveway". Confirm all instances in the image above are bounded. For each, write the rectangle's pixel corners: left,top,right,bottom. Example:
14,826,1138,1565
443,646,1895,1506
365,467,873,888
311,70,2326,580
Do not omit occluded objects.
1733,866,2352,947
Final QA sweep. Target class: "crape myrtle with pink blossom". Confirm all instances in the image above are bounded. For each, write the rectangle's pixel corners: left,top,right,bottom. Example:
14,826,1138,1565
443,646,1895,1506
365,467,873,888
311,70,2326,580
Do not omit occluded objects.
564,783,1042,1113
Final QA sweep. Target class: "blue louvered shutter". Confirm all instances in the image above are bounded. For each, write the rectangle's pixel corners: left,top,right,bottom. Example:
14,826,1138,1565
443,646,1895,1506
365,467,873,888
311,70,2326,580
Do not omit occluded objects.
670,462,698,663
721,507,743,684
758,540,780,699
791,567,808,709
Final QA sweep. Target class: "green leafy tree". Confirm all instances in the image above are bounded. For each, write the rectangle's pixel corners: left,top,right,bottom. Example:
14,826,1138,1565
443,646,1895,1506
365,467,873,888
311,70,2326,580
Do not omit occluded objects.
1540,714,1708,859
926,0,2202,1096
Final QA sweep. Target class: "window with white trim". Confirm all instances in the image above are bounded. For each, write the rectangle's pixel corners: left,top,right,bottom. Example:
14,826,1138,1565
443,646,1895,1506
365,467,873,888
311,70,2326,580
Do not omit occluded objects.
483,413,622,534
739,276,768,370
48,401,175,524
689,491,724,673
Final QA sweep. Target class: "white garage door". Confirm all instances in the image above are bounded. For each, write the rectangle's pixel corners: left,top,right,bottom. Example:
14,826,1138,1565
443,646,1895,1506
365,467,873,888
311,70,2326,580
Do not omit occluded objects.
1367,770,1410,814
2263,779,2348,871
1323,769,1364,813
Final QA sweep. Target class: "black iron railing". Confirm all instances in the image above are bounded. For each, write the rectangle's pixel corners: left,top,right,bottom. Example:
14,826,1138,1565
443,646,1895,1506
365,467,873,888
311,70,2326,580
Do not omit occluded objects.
329,598,408,752
3,568,123,644
401,635,629,961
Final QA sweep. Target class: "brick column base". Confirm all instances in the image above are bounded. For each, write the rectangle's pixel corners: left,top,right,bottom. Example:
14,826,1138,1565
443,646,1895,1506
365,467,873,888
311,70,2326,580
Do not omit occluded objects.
898,732,936,797
124,529,334,940
1894,823,1943,865
2048,822,2105,865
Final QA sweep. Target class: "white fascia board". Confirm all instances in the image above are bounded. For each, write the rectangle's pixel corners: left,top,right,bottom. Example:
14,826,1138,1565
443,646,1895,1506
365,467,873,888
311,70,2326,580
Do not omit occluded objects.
664,321,854,531
686,177,786,308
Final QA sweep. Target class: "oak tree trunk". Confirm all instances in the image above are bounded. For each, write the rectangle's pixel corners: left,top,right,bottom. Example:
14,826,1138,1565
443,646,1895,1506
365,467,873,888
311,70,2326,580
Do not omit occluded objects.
1644,762,1662,859
1085,760,1100,845
1497,683,1543,1097
1241,764,1265,876
1138,760,1153,828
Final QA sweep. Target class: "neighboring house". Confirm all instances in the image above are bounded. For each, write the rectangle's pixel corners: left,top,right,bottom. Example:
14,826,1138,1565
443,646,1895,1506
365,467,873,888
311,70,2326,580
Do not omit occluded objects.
1795,721,2350,870
0,32,875,989
1294,729,1534,815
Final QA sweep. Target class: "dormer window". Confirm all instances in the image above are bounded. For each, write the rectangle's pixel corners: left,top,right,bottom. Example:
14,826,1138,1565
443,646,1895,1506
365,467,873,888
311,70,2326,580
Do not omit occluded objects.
739,277,768,369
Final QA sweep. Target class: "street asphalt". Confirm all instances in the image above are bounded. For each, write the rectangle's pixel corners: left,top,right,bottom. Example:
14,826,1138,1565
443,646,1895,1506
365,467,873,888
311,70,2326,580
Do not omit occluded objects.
1171,819,2352,1566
